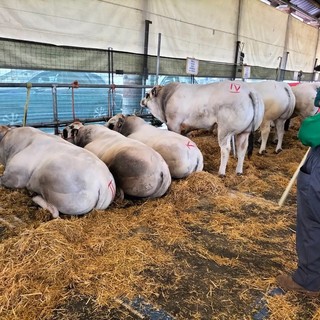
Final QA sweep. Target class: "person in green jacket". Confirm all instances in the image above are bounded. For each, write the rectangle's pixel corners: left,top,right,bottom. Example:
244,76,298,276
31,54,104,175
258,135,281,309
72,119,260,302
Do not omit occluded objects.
276,93,320,296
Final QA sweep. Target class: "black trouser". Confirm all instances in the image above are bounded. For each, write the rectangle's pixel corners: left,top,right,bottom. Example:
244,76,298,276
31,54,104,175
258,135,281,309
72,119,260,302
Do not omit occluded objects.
293,146,320,291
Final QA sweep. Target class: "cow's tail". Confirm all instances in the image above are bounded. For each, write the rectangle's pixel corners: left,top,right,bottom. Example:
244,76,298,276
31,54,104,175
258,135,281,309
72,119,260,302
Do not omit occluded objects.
284,118,291,131
247,131,254,159
283,86,296,131
247,90,264,159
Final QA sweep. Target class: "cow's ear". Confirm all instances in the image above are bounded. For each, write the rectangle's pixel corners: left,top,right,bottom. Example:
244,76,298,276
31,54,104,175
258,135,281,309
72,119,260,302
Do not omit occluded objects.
71,128,79,138
117,117,125,129
62,128,68,139
152,85,163,97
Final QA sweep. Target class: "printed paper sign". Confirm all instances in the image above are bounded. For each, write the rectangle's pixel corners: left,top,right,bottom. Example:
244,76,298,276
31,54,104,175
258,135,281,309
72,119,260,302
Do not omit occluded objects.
186,58,199,75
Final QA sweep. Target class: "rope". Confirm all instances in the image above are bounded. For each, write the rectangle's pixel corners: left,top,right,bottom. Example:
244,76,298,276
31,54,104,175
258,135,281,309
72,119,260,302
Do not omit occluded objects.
23,82,32,126
71,80,79,120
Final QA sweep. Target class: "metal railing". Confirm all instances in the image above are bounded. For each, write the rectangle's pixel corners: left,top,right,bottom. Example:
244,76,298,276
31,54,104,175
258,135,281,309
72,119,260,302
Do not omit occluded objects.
0,82,154,133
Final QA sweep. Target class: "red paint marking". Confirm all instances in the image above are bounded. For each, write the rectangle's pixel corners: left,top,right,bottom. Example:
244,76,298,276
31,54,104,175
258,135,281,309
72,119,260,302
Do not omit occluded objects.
229,83,241,93
108,180,116,198
186,141,195,149
288,82,300,87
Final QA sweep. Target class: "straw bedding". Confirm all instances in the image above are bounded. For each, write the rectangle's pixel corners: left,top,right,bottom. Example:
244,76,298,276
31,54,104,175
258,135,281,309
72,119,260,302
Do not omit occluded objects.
0,117,319,319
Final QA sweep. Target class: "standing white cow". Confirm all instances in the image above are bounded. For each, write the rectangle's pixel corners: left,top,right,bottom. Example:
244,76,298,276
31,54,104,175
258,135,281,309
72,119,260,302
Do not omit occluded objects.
248,80,296,154
0,126,115,218
140,81,265,176
63,123,171,199
106,114,204,179
291,82,320,118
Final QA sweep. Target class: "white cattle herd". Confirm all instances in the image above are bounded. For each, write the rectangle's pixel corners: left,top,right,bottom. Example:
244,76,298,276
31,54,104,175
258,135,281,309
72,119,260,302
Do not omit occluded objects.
0,80,318,218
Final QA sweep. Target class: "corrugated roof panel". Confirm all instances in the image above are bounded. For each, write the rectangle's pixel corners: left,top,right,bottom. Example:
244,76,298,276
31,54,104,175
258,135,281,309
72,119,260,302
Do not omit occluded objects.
263,0,320,26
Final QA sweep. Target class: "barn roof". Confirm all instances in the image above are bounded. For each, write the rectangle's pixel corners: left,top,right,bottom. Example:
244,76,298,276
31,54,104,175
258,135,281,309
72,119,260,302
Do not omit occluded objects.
264,0,320,27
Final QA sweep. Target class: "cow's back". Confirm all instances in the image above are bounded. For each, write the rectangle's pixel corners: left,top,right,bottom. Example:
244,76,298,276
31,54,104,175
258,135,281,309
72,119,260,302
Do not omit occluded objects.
250,80,295,120
161,81,264,134
0,127,115,216
79,128,171,198
128,123,204,178
292,82,320,118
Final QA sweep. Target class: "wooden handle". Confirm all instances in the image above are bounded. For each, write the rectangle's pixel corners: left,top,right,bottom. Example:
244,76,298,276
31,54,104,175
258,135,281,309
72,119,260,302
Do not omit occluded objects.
278,147,311,207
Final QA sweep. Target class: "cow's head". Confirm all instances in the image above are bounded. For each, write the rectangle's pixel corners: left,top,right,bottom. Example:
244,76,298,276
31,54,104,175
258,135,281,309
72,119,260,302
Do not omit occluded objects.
140,85,163,107
105,114,125,132
62,121,84,143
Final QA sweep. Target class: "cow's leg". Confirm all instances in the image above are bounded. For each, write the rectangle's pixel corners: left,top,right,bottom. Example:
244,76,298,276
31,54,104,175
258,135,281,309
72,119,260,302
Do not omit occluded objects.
217,133,232,176
274,119,285,153
166,120,182,134
259,120,271,154
235,132,250,175
32,195,60,218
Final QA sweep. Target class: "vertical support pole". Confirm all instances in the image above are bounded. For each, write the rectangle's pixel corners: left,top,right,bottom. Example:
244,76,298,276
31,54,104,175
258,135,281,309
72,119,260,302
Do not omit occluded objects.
314,58,318,81
107,47,114,116
51,85,59,135
313,28,319,81
233,0,242,80
280,14,291,81
280,51,289,81
233,41,241,80
276,56,282,81
143,20,152,85
155,33,161,85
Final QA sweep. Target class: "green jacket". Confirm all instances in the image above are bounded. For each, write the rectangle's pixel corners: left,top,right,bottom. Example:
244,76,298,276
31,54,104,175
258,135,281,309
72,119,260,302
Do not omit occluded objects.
298,112,320,147
314,87,320,107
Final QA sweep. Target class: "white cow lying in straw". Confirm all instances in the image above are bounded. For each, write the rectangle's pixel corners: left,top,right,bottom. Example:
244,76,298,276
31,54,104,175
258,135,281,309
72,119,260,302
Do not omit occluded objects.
0,126,115,218
291,82,320,118
248,80,296,154
63,122,171,198
106,114,204,179
140,81,265,176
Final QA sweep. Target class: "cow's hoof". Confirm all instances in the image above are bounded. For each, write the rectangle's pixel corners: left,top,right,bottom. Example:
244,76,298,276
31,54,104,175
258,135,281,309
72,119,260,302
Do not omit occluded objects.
236,172,243,176
275,148,283,154
115,187,125,201
258,150,267,156
218,173,226,178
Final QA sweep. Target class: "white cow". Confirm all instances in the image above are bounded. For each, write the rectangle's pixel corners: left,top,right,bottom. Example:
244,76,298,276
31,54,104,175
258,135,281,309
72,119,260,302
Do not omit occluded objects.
140,81,265,176
248,80,296,154
0,126,115,218
291,82,320,118
106,114,204,179
63,123,171,199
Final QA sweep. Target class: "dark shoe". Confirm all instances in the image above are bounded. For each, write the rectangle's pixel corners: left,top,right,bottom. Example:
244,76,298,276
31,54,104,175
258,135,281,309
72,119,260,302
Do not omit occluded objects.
276,274,320,297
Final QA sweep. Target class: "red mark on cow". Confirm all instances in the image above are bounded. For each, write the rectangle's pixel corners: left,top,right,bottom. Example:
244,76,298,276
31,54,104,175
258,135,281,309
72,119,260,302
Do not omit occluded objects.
230,83,241,93
186,141,195,149
108,180,116,198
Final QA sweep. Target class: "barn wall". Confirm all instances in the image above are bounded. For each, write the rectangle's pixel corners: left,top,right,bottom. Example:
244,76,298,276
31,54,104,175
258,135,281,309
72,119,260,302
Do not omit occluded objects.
0,0,319,74
286,16,319,72
239,0,288,69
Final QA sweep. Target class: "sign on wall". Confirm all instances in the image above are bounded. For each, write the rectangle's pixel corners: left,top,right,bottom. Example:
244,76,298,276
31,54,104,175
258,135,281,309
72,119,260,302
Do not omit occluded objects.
242,65,251,79
186,57,199,75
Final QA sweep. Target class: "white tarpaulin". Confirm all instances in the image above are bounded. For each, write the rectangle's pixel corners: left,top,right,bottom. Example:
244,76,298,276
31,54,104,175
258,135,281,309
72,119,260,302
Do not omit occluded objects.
0,0,319,71
286,16,319,72
239,0,288,69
